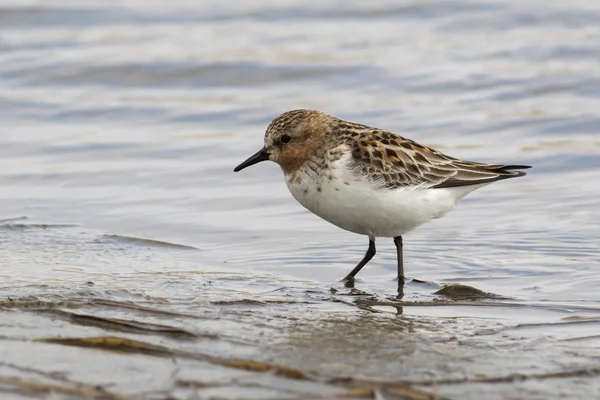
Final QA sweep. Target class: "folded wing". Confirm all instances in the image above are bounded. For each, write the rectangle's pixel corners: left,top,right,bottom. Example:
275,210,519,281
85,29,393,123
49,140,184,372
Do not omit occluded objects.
347,129,530,190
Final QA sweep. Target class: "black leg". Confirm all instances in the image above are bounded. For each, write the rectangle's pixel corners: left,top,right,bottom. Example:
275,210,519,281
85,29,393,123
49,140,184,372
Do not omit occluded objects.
342,236,375,281
394,236,405,284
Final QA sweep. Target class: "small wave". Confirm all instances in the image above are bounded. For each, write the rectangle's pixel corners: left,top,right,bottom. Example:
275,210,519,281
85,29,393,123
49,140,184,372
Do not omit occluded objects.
0,223,79,230
101,234,198,250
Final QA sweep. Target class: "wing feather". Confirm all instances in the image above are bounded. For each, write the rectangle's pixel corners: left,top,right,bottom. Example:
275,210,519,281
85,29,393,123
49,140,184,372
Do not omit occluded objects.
345,127,530,190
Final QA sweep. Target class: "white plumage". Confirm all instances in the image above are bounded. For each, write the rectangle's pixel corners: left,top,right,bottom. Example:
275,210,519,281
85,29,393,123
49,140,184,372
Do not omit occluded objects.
286,153,486,238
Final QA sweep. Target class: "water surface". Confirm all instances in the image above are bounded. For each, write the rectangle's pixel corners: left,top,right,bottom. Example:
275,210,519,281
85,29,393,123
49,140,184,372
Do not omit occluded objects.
1,1,600,399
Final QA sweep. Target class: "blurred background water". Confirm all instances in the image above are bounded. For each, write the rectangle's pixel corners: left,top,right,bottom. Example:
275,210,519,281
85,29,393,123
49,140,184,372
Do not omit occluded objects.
1,1,600,399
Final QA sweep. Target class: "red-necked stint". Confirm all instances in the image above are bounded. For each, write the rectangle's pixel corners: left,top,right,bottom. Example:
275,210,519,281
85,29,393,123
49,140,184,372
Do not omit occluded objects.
234,109,530,288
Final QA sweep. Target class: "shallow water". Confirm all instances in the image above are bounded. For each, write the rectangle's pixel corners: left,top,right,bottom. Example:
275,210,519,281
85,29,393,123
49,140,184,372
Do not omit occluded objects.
1,1,600,399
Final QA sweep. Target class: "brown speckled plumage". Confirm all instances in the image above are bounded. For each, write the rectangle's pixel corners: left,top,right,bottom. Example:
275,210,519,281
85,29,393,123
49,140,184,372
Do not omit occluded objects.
264,109,530,190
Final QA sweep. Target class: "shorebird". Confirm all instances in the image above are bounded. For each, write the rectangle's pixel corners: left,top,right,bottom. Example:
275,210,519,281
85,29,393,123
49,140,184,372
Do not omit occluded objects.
234,110,530,286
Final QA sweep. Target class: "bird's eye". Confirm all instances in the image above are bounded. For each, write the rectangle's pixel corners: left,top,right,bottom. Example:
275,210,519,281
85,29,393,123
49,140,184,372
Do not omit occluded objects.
280,135,292,144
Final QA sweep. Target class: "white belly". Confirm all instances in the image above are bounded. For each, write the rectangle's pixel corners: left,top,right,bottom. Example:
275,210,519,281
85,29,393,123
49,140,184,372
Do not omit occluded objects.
285,162,485,238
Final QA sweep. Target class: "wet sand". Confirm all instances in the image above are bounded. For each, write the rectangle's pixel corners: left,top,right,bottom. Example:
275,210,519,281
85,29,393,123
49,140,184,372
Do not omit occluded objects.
2,1,600,399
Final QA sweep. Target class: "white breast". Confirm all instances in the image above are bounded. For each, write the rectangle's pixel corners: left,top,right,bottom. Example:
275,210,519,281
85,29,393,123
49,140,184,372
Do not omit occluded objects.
285,153,485,238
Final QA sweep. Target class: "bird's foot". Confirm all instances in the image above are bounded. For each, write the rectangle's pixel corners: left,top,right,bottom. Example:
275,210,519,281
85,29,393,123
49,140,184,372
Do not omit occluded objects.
341,276,356,288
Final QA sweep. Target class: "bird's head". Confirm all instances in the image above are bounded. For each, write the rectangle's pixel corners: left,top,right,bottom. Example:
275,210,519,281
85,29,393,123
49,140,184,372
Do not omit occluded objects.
234,109,331,175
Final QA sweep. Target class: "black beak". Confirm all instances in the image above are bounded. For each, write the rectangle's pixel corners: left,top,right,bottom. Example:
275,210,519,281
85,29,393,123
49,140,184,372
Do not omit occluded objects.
234,147,270,172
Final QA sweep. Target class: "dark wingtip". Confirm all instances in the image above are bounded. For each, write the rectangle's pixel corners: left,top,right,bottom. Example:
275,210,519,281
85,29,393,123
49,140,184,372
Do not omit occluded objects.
498,164,531,178
501,165,532,170
433,163,531,189
494,164,531,180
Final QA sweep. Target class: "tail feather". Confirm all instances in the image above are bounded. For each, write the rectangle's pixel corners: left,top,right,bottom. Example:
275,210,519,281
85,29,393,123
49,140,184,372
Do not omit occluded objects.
433,164,531,189
494,164,532,171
